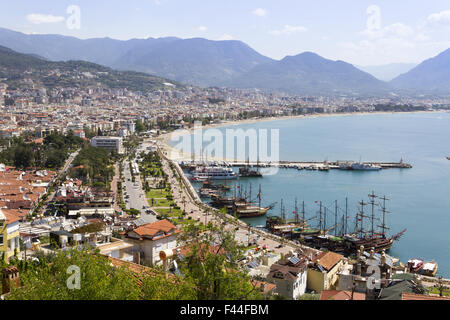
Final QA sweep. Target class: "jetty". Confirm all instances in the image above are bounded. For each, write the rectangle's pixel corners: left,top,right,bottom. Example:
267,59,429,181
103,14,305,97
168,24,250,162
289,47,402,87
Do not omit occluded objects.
180,160,413,170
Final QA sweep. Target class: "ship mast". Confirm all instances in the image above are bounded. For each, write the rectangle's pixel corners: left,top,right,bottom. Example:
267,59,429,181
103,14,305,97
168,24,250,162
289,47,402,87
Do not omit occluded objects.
280,199,285,223
294,198,299,224
238,179,242,198
357,200,369,239
257,184,262,209
368,191,378,239
378,196,390,238
302,201,306,225
345,197,348,235
256,156,260,174
319,201,323,232
335,200,338,236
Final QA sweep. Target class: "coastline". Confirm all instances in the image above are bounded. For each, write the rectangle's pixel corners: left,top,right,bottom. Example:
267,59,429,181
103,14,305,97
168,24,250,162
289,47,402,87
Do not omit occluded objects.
157,110,444,162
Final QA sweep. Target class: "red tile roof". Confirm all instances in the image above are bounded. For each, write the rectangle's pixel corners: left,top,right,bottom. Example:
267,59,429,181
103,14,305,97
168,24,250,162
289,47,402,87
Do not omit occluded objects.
251,280,276,295
320,290,366,300
131,219,180,240
1,210,21,224
312,251,344,271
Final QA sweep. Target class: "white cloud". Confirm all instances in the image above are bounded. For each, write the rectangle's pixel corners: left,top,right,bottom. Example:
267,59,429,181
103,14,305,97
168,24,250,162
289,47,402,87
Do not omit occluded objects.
27,13,65,25
197,26,207,32
338,16,450,65
252,8,268,17
360,22,414,39
218,34,233,41
428,10,450,23
415,33,430,42
269,25,308,36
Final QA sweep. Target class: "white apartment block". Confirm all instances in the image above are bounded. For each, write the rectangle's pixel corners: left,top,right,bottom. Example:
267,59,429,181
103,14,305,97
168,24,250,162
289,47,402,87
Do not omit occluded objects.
91,136,124,154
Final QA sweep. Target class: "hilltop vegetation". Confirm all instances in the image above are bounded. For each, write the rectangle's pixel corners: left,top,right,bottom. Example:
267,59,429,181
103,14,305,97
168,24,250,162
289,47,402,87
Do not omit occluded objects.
0,45,181,92
0,132,83,169
5,223,267,300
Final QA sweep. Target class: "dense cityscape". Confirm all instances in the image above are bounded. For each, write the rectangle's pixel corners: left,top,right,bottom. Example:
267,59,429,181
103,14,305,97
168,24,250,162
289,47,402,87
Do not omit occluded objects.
1,1,450,309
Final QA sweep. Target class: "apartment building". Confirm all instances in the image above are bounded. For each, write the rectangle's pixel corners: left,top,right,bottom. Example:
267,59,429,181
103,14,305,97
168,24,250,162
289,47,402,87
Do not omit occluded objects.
125,220,181,266
0,209,21,261
91,136,124,154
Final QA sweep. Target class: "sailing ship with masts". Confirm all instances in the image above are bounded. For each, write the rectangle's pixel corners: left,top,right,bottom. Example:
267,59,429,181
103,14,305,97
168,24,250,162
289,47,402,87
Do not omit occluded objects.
265,192,406,255
239,157,263,177
210,182,274,218
340,192,406,254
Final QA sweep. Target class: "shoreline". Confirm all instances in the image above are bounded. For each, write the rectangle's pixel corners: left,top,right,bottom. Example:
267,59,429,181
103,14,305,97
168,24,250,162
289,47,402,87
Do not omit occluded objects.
158,110,445,162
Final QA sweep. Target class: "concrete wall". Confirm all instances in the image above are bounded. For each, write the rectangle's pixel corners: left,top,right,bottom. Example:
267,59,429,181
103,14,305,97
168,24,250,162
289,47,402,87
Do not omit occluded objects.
1,222,20,261
127,235,177,266
307,269,326,293
307,260,344,293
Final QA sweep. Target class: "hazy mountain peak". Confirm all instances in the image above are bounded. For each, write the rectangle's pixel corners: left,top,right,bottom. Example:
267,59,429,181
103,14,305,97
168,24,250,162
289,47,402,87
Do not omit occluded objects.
390,48,450,92
357,63,418,81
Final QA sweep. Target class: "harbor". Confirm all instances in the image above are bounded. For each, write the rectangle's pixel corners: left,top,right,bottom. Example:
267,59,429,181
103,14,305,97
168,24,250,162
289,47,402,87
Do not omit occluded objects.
173,155,444,284
180,159,413,171
166,112,450,278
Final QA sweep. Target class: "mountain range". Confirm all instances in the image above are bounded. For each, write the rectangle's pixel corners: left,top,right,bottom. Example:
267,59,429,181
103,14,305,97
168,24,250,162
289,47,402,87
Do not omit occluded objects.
390,49,450,93
0,45,179,92
0,27,449,95
229,52,391,95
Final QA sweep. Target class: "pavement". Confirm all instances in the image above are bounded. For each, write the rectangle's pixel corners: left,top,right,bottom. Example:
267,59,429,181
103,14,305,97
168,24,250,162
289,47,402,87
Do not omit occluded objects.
123,139,308,257
122,144,158,223
155,142,302,256
37,149,80,217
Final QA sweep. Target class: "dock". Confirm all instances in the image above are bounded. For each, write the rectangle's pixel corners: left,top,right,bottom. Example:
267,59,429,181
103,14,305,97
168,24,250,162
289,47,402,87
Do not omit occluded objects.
180,160,413,170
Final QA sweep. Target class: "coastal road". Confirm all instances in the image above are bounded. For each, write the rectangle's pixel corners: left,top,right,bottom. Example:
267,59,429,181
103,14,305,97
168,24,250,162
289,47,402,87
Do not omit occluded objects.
123,157,157,223
156,146,310,257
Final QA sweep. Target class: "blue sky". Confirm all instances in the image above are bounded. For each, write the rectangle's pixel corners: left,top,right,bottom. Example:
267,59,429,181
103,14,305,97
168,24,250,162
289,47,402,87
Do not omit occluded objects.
1,0,450,65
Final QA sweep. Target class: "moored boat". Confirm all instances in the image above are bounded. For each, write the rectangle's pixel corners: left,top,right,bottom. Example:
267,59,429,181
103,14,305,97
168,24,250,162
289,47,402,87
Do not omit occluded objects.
420,261,439,277
407,259,424,273
190,166,237,181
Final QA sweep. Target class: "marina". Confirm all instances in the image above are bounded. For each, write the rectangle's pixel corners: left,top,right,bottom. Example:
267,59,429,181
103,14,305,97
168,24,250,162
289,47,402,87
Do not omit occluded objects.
180,160,413,171
171,112,450,277
182,163,441,280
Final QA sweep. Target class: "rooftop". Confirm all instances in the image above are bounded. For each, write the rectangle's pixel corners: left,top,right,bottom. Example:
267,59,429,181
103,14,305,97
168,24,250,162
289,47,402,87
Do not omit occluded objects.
130,219,180,240
320,290,366,300
312,251,344,271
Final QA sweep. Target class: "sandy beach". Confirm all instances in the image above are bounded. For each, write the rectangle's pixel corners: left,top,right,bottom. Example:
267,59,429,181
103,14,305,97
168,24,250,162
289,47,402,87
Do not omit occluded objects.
157,110,442,162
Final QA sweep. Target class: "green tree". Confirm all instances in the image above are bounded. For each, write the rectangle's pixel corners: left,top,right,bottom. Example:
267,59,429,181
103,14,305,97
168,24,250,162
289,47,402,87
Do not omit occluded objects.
6,249,199,300
14,144,35,168
7,249,140,300
135,119,146,133
178,223,264,300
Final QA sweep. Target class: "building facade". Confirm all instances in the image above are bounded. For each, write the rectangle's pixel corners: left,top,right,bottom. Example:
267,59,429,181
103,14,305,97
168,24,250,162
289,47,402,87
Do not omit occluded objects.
0,209,21,261
267,255,308,300
126,220,180,266
91,136,124,154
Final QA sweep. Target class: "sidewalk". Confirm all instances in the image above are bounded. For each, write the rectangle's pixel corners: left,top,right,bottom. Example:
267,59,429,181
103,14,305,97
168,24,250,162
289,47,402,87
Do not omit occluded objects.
157,148,313,256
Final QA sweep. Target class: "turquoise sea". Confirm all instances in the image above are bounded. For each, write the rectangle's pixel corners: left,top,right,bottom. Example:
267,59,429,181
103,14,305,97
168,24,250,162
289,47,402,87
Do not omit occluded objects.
171,112,450,277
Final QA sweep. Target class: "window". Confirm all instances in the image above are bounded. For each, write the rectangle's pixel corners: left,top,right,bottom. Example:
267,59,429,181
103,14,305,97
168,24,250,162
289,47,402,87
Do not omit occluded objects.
274,272,284,279
0,234,3,246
